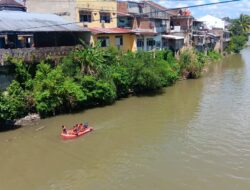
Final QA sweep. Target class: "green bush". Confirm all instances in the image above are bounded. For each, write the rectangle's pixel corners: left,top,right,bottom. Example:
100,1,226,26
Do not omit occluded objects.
227,35,248,53
111,65,132,98
207,50,222,61
80,75,116,105
33,63,87,116
179,48,203,79
129,52,178,93
0,81,27,121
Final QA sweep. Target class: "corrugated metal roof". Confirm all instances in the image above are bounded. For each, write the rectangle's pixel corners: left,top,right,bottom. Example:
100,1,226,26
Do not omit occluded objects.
0,10,89,32
0,0,24,8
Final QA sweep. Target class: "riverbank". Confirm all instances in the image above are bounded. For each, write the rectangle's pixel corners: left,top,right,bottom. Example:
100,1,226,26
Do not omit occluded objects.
0,46,222,128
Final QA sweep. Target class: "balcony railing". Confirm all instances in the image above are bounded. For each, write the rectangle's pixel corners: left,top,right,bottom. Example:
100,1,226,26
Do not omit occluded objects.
170,26,191,33
155,26,169,33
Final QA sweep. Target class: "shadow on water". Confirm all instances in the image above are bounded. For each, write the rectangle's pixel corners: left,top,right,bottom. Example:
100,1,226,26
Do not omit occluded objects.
0,122,21,132
134,89,166,97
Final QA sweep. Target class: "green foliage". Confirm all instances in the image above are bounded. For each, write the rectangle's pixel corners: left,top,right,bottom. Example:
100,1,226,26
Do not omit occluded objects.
72,44,105,76
0,81,27,121
227,35,248,53
229,14,250,36
61,54,81,78
33,63,87,116
80,76,116,105
130,51,178,93
9,58,32,88
179,48,203,79
2,44,216,123
197,52,207,65
207,50,222,61
228,14,249,53
111,65,132,98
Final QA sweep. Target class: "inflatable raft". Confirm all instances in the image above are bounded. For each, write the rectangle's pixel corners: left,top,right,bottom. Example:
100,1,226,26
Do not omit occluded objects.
61,127,93,140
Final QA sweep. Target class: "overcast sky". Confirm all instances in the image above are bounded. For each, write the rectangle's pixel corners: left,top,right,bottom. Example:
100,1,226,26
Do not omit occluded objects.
157,0,250,18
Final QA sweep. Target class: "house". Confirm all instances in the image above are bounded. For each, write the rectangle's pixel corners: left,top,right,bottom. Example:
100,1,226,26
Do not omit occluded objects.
27,0,136,51
170,9,194,47
0,0,90,63
161,34,184,53
27,0,117,28
118,0,180,51
88,27,137,51
198,15,225,30
198,15,230,52
0,11,89,49
192,20,207,51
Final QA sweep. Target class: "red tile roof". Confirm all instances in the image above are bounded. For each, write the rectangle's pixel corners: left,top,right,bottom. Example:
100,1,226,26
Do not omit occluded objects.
89,27,134,34
117,11,133,17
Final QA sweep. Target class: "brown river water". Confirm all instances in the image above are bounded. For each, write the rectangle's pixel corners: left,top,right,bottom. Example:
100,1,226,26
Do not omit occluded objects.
0,47,250,190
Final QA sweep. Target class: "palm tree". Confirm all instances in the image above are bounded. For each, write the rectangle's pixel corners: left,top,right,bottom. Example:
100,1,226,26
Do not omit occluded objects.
236,14,250,32
229,14,250,36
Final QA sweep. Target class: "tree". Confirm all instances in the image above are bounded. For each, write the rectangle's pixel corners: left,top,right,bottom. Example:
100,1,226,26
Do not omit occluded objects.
228,14,249,53
33,63,87,116
0,81,27,121
72,44,105,76
228,35,248,53
237,14,250,33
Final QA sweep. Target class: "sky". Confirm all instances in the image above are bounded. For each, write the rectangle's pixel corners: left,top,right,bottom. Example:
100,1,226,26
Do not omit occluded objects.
157,0,250,18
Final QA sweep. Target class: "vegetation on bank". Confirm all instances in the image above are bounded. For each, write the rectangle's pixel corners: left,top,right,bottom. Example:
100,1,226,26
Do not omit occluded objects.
227,14,250,53
0,46,221,123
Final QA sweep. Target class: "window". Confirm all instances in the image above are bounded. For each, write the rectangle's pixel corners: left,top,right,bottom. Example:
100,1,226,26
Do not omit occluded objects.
79,11,91,22
146,38,155,50
100,12,111,23
147,38,155,46
139,7,143,14
128,2,138,8
115,36,123,47
137,39,144,48
98,37,110,47
156,41,161,48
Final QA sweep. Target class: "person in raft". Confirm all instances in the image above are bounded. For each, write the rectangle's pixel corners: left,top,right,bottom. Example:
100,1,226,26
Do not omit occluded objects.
83,122,89,129
62,125,67,134
73,124,79,135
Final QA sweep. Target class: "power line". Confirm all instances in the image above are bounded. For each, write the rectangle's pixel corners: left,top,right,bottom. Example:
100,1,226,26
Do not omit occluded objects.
16,0,240,31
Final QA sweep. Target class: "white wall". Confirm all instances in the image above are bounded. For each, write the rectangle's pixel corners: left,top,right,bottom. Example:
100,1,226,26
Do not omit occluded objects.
198,15,225,30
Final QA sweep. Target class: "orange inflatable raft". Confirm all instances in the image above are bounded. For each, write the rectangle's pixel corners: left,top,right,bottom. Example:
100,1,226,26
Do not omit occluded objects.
61,127,93,140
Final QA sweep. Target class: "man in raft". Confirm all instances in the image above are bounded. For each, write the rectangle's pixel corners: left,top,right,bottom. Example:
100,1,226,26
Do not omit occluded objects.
62,125,67,134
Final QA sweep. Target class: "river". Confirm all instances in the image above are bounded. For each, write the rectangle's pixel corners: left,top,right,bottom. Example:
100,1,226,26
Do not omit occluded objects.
0,47,250,190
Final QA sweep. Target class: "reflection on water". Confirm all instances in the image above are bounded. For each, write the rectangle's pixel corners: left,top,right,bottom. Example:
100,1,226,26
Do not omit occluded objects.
1,48,250,190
